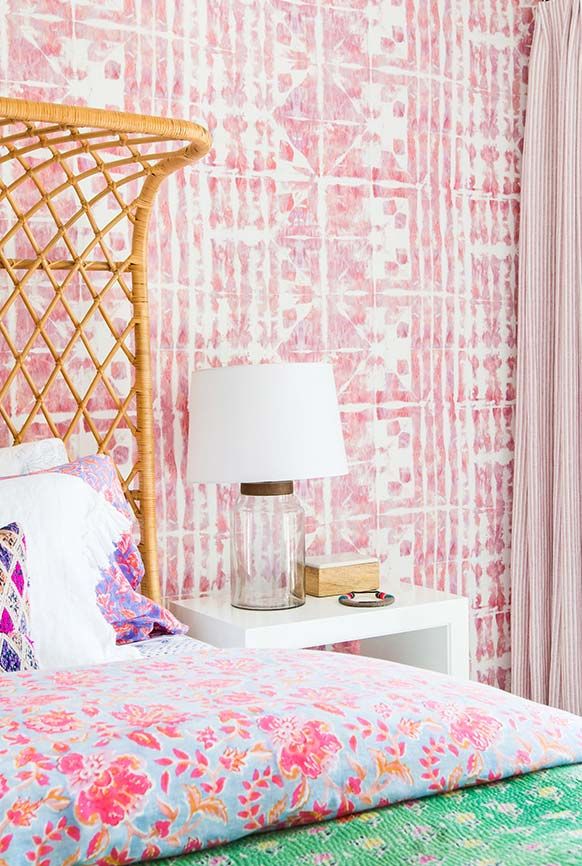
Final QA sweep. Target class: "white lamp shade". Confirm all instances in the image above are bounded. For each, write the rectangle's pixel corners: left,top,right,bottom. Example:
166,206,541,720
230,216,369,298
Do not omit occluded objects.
187,363,348,484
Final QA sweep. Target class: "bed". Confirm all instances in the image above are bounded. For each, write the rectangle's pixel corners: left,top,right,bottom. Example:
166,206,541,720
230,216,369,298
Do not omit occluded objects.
0,97,580,866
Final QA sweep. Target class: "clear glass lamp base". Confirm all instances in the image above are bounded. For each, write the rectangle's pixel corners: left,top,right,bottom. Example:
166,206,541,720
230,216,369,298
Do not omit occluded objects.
230,482,305,611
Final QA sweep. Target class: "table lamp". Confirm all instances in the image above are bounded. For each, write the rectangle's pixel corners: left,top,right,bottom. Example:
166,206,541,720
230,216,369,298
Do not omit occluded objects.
187,363,348,610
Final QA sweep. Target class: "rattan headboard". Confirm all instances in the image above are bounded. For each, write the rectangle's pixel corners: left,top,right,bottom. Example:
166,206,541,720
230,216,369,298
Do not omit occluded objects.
0,97,211,603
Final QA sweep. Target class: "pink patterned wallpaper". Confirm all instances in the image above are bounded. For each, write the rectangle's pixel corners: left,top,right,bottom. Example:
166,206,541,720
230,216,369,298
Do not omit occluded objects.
0,0,536,686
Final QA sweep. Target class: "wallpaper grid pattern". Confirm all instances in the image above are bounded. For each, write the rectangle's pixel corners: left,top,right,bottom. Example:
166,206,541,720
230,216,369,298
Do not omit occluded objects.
0,0,536,686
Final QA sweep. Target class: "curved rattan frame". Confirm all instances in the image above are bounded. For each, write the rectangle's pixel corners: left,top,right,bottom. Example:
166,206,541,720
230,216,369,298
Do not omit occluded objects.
0,97,211,603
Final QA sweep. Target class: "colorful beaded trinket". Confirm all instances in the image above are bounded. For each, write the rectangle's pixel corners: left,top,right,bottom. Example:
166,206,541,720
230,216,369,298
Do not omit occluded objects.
338,590,395,608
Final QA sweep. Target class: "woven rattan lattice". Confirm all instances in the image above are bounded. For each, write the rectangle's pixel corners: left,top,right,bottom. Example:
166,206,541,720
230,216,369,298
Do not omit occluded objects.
0,97,211,602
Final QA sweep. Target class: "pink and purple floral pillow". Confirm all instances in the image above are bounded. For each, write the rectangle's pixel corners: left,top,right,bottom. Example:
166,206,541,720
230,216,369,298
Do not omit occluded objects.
47,455,145,589
0,522,38,672
46,455,186,644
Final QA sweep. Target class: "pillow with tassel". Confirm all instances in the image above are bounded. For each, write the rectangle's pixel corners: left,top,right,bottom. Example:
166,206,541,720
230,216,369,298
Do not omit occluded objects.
0,522,38,672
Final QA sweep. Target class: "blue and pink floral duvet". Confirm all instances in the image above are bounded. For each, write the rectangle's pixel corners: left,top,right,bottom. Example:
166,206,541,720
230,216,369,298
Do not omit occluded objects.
1,640,580,865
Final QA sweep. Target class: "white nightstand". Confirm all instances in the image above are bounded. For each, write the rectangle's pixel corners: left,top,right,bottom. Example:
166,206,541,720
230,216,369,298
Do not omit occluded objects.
170,583,470,679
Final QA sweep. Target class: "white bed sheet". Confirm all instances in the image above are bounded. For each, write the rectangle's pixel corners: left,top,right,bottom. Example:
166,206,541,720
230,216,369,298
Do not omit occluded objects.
132,633,210,659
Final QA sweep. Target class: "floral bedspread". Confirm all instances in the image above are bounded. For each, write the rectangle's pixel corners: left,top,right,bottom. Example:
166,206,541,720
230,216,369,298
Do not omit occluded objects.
0,647,581,865
151,763,582,866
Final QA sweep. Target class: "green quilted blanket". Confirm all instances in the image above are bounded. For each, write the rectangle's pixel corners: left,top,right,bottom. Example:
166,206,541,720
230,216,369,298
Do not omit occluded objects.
152,764,582,866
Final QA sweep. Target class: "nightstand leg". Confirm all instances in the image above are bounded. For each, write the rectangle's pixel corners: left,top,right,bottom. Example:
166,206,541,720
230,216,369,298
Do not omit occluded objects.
446,612,471,679
359,611,470,679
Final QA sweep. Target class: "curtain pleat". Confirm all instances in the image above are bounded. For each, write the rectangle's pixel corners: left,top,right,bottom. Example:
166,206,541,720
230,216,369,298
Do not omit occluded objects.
511,0,582,715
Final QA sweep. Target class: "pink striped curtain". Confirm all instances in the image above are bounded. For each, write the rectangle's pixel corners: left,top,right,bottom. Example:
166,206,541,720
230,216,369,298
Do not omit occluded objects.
511,0,582,715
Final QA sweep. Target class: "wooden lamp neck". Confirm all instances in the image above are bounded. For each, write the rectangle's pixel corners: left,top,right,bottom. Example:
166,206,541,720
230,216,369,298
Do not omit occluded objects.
240,481,294,496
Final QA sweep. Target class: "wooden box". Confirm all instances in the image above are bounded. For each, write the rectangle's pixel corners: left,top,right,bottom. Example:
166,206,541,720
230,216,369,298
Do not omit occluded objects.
305,553,380,598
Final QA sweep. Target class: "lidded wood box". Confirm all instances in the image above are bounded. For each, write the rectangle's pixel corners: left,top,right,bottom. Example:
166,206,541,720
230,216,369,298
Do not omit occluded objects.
305,553,380,597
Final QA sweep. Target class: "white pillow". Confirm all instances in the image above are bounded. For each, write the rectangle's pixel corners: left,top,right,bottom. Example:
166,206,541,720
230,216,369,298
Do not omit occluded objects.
0,472,139,669
0,438,68,476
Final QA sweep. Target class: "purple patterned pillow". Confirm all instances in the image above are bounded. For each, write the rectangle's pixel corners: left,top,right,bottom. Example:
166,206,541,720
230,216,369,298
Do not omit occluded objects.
96,554,188,644
47,455,145,589
46,455,186,644
0,523,38,672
